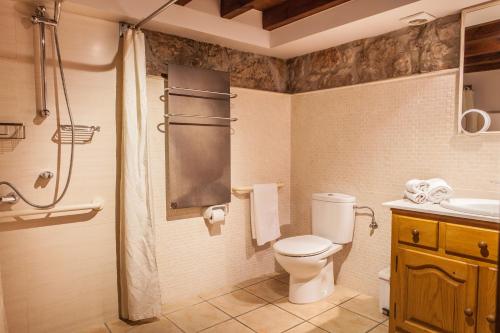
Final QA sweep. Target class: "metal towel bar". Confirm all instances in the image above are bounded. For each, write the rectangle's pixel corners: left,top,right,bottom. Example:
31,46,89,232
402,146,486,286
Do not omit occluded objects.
164,113,238,122
160,86,237,102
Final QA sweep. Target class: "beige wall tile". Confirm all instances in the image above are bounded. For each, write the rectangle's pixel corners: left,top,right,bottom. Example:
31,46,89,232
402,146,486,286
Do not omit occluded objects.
291,71,500,296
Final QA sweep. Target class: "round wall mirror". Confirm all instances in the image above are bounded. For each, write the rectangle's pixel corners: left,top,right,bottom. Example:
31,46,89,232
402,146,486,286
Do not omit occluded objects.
460,109,491,135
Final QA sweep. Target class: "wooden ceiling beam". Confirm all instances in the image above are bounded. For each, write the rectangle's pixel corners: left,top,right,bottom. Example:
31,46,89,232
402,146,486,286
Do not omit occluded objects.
221,0,255,19
262,0,352,31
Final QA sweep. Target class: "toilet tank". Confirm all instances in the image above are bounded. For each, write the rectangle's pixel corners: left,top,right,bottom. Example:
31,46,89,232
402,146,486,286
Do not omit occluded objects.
312,193,356,244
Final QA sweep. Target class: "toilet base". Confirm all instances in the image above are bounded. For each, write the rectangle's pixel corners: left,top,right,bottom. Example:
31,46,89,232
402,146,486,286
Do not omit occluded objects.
288,258,334,304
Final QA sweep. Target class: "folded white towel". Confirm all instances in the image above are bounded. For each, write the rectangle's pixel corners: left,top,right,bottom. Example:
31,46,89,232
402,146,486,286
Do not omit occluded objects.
250,184,281,246
427,178,453,203
405,179,430,193
404,190,427,204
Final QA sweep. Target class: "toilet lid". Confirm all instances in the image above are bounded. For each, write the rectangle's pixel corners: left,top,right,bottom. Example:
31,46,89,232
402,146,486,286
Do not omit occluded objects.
274,235,332,257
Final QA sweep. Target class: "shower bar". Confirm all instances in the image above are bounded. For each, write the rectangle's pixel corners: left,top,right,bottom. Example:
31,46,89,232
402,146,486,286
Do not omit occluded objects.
164,113,238,122
0,198,104,219
131,0,178,30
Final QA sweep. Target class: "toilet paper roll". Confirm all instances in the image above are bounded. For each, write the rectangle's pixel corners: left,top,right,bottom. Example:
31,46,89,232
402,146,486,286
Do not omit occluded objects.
208,208,225,224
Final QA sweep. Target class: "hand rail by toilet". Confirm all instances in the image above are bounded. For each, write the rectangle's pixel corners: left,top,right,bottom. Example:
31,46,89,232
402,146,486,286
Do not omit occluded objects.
232,183,285,194
0,198,104,219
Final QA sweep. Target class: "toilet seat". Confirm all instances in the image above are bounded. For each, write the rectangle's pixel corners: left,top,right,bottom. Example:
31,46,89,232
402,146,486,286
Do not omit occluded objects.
274,235,335,257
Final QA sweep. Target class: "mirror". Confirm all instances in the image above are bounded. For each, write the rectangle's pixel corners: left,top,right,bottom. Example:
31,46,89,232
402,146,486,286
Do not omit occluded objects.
459,1,500,134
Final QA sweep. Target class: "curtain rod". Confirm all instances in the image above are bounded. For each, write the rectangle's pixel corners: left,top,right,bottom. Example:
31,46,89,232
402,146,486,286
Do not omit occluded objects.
130,0,179,30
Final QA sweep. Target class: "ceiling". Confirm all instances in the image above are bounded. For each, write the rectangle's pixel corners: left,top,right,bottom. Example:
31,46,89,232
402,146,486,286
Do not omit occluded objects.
59,0,489,59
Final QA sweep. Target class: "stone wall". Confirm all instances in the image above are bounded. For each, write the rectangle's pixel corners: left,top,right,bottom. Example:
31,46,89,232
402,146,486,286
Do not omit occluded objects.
287,14,461,93
144,30,289,93
144,14,461,94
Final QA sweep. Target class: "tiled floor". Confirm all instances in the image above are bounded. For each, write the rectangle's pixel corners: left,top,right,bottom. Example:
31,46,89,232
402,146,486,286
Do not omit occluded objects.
103,273,389,333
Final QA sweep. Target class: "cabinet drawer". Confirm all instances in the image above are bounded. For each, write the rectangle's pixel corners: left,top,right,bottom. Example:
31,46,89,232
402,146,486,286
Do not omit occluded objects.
397,215,438,249
445,223,499,262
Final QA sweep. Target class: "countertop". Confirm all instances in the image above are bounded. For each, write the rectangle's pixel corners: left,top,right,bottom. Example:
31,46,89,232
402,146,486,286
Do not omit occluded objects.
383,199,500,223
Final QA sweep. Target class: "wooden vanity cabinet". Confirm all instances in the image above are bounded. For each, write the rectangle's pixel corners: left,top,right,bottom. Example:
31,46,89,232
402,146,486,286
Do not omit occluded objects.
389,210,499,333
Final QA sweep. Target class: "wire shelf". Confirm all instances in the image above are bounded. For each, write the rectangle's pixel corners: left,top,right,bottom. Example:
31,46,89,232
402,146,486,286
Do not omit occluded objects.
0,123,25,140
53,125,100,144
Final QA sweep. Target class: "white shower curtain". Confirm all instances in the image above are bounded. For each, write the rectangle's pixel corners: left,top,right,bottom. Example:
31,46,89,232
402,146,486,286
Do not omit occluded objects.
120,28,162,321
0,267,8,333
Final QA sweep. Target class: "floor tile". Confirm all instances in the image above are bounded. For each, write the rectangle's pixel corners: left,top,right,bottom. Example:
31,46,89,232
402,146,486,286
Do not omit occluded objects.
273,297,335,320
273,273,289,284
340,294,388,322
201,319,254,333
369,324,389,333
162,296,205,314
324,285,359,305
209,289,267,316
235,275,271,288
284,322,327,333
166,302,230,333
309,307,378,333
78,325,110,333
237,304,303,333
107,318,181,333
199,285,240,300
382,320,388,327
244,278,288,302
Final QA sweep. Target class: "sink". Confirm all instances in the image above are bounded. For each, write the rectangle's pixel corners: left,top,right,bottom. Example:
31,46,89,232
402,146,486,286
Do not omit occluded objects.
440,198,500,218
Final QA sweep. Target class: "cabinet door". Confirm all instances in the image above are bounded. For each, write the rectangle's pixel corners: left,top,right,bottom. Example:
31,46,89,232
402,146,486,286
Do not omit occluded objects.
395,248,478,333
477,267,497,333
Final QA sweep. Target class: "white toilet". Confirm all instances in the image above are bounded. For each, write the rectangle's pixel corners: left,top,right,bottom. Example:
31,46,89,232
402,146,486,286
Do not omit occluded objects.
273,193,356,304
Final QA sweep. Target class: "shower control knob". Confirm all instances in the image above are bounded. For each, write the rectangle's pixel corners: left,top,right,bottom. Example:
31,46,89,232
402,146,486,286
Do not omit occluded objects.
39,109,50,117
39,171,54,180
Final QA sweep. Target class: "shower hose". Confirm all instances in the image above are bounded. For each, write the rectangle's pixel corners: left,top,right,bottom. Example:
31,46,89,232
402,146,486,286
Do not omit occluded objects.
0,27,75,209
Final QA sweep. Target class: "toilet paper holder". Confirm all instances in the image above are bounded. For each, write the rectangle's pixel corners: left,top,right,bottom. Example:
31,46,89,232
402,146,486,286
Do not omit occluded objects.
203,204,229,221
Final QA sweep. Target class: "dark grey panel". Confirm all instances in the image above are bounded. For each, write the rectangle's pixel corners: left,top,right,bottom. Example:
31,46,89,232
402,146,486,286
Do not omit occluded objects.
166,64,231,209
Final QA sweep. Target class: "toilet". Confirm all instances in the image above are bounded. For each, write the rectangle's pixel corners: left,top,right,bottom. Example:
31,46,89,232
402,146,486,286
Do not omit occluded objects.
273,193,356,304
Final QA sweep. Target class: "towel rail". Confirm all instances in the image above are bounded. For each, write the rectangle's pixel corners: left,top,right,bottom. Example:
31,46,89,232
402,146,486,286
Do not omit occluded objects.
232,183,285,194
164,113,238,122
0,198,104,219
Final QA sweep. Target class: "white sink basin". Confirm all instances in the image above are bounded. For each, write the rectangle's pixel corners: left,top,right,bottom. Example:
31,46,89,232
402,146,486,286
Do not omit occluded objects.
440,198,500,218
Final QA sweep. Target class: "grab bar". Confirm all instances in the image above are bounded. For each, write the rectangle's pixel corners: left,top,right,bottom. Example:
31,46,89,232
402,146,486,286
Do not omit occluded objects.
164,113,238,122
0,198,104,219
232,182,285,194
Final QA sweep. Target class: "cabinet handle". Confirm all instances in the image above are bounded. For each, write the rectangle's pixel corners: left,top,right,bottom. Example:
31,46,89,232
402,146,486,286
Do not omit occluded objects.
478,241,488,249
411,229,419,237
486,314,496,323
464,308,474,317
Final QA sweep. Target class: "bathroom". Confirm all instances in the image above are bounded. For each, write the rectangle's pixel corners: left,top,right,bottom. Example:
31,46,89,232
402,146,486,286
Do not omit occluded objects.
0,0,499,332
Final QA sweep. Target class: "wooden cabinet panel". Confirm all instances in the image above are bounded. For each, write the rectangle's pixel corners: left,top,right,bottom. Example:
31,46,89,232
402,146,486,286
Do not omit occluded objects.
477,267,497,333
445,223,499,262
397,215,439,249
395,249,478,333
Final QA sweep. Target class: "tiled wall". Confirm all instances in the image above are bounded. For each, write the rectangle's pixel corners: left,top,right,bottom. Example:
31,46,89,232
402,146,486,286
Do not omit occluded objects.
0,3,293,332
0,3,120,333
291,70,500,296
147,78,294,302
